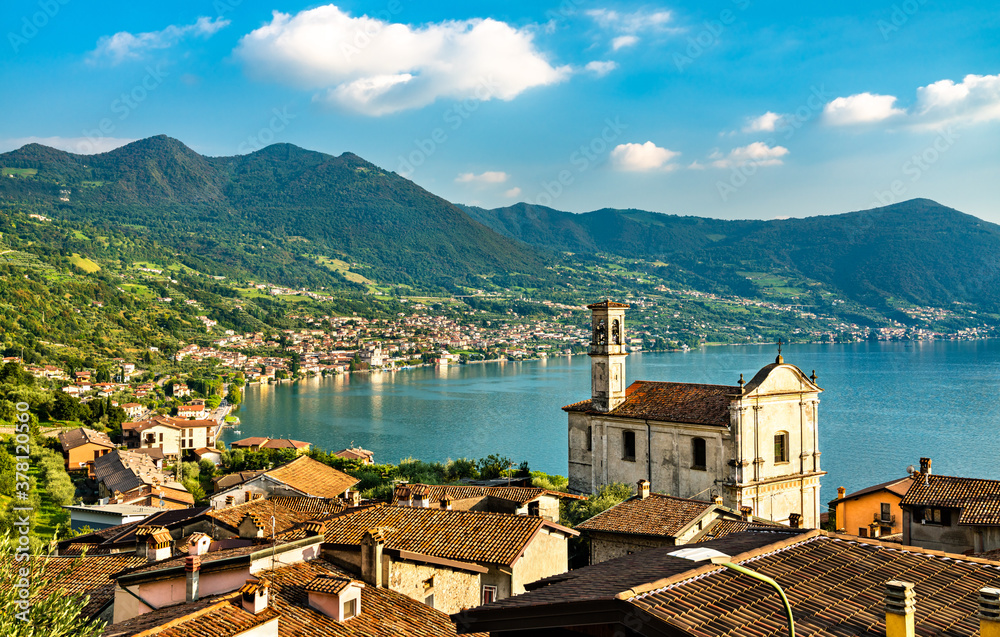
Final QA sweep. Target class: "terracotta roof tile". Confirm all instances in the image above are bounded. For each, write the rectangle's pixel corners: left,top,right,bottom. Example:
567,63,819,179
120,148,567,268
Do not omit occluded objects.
391,484,582,507
564,381,738,426
901,474,1000,525
58,427,115,452
33,554,146,618
462,530,1000,637
320,504,574,566
577,494,715,537
264,456,358,499
203,498,312,534
828,476,912,506
104,559,481,637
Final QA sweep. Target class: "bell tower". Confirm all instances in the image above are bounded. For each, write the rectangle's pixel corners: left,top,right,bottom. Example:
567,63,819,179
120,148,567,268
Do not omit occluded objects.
588,300,629,412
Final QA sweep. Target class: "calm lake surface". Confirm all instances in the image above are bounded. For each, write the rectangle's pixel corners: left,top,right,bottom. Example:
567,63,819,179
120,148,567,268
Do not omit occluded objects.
226,340,1000,503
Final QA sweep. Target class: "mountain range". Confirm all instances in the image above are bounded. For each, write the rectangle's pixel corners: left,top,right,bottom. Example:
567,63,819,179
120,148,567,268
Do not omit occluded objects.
3,135,1000,314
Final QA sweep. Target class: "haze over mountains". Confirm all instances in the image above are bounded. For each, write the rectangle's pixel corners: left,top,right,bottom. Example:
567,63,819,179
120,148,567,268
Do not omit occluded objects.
3,135,1000,314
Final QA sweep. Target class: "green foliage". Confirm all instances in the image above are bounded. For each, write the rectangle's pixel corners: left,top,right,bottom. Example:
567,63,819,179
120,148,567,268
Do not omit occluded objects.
0,532,107,636
476,454,515,480
225,385,242,405
561,482,634,527
530,471,569,492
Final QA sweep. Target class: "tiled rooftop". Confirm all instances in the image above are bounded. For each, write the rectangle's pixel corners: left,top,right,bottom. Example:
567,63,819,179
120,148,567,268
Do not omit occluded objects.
901,474,1000,525
35,554,147,617
204,497,312,534
104,559,481,637
828,475,912,505
392,483,582,507
263,456,359,499
459,529,1000,637
576,493,715,537
564,381,738,426
320,504,575,566
58,427,115,451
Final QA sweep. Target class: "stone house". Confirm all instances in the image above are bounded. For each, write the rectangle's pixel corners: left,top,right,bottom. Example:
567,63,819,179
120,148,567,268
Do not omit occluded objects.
209,456,359,509
900,458,1000,554
392,483,584,522
576,479,781,564
313,503,578,613
566,300,825,527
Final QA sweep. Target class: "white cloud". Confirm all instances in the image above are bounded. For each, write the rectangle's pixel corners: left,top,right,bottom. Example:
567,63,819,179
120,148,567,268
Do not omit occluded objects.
585,60,618,77
610,142,680,172
235,5,570,116
913,73,1000,128
822,92,905,126
504,187,522,198
456,171,509,184
587,8,678,51
586,8,675,33
0,136,135,154
711,142,789,168
611,35,639,50
743,111,784,133
90,16,229,65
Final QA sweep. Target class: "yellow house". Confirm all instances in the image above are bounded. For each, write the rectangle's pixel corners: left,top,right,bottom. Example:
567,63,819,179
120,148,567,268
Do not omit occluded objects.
828,476,911,539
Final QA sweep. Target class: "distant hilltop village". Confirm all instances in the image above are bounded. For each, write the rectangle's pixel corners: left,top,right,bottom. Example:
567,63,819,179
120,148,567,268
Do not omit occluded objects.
565,300,824,527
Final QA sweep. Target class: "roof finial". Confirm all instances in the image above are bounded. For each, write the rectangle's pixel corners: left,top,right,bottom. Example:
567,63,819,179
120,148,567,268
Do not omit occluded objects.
775,339,784,364
738,373,745,389
810,369,817,384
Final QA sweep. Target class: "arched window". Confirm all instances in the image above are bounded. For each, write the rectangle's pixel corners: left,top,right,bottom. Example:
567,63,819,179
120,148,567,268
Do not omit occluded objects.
774,431,789,463
611,319,621,345
692,438,707,470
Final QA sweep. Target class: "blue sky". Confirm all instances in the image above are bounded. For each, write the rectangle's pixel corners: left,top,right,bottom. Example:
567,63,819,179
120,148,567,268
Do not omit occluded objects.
2,0,998,221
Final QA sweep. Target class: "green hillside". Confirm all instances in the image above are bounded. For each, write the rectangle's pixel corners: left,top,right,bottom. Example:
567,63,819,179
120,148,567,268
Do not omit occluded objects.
465,199,1000,311
0,136,548,292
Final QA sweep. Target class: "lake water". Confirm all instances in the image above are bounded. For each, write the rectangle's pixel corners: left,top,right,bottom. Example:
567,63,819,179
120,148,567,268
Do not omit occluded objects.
226,340,1000,503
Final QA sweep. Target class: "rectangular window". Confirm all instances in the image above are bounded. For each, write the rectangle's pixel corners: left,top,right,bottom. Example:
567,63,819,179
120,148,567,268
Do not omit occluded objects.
881,526,892,536
692,438,707,471
343,598,357,618
424,594,434,608
859,527,868,538
774,433,788,463
482,585,497,605
587,426,592,452
528,501,540,517
622,430,636,461
880,503,891,520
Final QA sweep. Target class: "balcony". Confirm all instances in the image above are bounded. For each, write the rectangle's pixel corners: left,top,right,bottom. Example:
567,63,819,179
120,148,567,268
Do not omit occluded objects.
874,512,897,525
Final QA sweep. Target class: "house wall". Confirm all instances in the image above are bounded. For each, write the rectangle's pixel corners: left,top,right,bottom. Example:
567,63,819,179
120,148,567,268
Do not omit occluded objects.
65,443,113,471
589,532,672,565
568,411,594,494
387,560,480,614
208,477,304,509
834,491,903,537
130,425,181,458
480,567,513,601
904,508,975,553
980,527,1000,553
511,528,569,594
178,425,214,454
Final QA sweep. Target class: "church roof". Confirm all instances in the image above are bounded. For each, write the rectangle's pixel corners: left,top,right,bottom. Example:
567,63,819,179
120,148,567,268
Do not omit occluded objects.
576,493,716,538
586,299,630,310
564,381,738,426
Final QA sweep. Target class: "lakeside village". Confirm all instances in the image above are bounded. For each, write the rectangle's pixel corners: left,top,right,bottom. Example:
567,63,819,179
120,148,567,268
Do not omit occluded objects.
8,301,1000,637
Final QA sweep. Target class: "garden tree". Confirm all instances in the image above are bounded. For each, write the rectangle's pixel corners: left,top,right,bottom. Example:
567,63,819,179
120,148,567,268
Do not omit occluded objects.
0,533,107,636
0,362,34,387
50,391,88,422
225,384,243,405
476,454,517,480
561,482,633,527
205,395,222,410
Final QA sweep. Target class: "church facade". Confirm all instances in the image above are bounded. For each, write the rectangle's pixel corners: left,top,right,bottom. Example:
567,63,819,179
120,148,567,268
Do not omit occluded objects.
565,300,825,527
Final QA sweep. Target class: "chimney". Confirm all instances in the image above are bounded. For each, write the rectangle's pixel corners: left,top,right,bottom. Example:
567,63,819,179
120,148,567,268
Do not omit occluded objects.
396,486,411,507
146,528,172,562
306,574,364,621
919,458,932,475
441,495,453,511
188,532,211,556
347,490,361,507
885,580,916,637
361,529,385,588
414,487,429,508
240,578,270,615
239,513,267,539
713,495,723,507
740,505,753,520
637,480,650,500
837,486,846,499
980,587,1000,637
304,520,325,537
185,555,201,602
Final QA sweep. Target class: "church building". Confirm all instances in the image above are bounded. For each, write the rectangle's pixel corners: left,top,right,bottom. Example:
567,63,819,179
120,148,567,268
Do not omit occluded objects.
565,300,825,527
